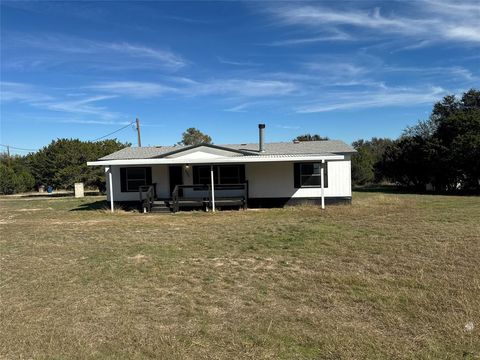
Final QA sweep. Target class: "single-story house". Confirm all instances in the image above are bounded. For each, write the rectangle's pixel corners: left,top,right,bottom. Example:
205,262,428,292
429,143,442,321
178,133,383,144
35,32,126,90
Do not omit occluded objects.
87,124,356,213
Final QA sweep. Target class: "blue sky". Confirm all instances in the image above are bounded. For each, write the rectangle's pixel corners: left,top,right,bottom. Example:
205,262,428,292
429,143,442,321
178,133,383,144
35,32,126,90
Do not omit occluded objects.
1,1,479,154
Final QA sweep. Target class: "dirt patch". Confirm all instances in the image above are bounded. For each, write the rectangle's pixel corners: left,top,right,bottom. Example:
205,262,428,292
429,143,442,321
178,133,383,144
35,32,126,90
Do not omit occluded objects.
15,208,53,212
127,254,149,263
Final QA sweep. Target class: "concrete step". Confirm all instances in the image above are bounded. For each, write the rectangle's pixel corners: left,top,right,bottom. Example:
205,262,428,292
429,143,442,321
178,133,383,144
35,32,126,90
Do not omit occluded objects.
150,206,172,213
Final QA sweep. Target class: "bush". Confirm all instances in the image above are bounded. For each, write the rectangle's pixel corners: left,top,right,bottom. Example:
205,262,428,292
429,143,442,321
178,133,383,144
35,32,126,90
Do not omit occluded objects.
0,163,35,195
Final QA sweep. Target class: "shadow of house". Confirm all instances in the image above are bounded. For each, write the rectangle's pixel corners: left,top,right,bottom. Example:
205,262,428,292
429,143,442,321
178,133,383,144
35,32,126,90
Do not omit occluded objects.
70,200,110,211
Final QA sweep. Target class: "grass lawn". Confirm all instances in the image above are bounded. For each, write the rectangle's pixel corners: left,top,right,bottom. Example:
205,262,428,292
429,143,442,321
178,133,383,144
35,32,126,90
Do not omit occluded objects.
1,192,479,359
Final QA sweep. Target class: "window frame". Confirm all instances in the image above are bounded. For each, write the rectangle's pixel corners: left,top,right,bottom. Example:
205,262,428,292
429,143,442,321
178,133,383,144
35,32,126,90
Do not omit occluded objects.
125,167,147,192
193,165,244,185
295,162,328,188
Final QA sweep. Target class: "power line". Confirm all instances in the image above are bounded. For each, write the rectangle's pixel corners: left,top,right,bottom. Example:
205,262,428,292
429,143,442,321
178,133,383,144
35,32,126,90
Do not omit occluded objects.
92,121,136,142
0,144,38,152
1,120,136,153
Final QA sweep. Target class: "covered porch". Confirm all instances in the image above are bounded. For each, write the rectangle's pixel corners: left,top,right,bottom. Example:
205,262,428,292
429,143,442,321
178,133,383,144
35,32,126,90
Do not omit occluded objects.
107,163,250,213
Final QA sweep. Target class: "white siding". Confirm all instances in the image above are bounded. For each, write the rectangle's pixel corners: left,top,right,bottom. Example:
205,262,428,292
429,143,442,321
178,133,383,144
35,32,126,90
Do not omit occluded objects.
246,157,351,198
106,165,170,202
107,157,352,202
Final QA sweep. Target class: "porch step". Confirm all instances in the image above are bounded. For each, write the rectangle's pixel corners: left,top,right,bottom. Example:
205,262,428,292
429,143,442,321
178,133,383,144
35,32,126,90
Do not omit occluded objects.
150,206,172,213
149,200,172,213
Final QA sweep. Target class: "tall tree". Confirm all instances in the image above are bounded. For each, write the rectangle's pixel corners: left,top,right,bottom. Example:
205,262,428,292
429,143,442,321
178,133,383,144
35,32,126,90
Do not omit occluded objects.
26,139,129,191
379,89,480,192
351,138,394,185
180,128,212,146
293,134,329,141
0,153,35,194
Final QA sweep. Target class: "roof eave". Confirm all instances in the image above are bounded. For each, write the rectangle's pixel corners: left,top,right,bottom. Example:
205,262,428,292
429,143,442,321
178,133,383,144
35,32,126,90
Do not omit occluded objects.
87,153,346,166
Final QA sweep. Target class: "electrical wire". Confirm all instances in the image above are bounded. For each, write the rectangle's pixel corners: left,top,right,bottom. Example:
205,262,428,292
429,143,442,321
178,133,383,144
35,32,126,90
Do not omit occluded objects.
1,120,135,152
91,121,136,141
0,144,38,152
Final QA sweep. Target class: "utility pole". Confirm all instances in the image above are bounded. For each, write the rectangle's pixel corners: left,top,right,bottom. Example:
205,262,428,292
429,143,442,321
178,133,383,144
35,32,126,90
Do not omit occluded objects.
136,118,142,147
6,145,11,167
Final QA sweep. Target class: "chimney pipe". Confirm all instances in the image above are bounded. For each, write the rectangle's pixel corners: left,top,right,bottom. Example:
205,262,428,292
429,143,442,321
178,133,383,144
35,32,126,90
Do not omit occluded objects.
258,123,265,152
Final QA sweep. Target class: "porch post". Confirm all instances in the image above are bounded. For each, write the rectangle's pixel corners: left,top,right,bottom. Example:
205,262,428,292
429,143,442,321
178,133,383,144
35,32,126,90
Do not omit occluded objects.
107,166,114,212
320,160,325,210
210,165,215,212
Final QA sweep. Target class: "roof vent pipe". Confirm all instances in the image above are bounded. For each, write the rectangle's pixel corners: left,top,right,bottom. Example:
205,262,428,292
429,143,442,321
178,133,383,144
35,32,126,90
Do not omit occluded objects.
258,124,265,152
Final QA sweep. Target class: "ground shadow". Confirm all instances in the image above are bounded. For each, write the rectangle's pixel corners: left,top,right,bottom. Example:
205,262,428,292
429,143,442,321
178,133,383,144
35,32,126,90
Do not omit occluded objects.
20,191,103,198
70,200,110,211
353,185,479,196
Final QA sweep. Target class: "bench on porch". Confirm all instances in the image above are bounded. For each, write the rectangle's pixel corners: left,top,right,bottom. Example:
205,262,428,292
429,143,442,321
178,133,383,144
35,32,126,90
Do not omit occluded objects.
139,183,248,213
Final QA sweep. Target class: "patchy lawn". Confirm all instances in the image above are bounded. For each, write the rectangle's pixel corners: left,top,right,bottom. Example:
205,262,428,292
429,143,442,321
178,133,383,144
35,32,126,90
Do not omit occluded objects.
0,193,479,359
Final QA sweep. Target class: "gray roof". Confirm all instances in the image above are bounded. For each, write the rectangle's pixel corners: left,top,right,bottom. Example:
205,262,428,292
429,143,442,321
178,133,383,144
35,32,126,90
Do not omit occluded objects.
99,140,355,160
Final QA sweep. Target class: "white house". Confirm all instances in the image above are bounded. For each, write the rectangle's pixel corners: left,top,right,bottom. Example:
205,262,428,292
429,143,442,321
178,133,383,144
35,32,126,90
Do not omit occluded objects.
87,124,356,212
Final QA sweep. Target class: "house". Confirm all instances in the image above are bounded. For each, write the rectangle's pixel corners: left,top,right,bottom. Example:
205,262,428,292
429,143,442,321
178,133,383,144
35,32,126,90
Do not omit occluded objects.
87,124,356,212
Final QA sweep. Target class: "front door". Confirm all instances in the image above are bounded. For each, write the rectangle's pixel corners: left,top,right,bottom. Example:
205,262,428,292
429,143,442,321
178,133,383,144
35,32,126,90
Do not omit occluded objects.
169,166,183,197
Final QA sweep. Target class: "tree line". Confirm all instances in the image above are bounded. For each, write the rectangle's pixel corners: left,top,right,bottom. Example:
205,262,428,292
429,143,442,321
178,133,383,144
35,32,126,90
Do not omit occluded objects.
0,139,128,194
1,89,478,195
352,89,479,192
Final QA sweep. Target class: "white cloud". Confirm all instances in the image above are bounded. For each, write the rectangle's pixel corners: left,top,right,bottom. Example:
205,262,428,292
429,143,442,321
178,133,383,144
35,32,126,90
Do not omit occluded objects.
275,124,300,130
296,86,447,113
195,79,296,97
89,78,296,98
266,1,480,44
0,82,119,119
268,32,351,46
217,57,261,66
89,81,179,98
105,42,186,69
224,103,252,112
0,82,53,102
6,33,187,70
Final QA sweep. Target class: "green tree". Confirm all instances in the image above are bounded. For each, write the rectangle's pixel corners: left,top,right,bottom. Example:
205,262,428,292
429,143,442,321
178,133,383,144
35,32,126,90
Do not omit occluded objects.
0,153,36,194
0,164,17,195
351,138,394,185
294,134,329,141
351,145,374,185
180,128,212,146
26,139,128,191
379,89,480,192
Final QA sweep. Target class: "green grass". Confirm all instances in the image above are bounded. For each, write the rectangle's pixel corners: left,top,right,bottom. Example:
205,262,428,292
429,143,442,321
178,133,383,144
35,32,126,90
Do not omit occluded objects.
0,192,479,359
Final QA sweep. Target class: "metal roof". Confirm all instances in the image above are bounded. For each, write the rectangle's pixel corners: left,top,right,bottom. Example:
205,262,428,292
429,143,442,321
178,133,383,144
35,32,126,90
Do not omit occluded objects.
99,140,355,161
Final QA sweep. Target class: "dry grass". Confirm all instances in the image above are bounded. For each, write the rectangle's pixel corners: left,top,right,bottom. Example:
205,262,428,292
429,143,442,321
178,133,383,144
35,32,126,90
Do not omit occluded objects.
0,193,479,359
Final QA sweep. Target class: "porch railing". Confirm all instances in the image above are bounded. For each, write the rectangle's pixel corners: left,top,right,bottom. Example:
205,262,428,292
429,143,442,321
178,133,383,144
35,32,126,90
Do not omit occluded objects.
172,183,248,213
139,185,155,213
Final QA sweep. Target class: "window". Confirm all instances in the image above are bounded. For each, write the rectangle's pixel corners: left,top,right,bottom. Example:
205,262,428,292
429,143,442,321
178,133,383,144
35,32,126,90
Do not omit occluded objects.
120,167,152,192
196,166,216,184
294,162,328,188
219,166,241,184
193,165,245,185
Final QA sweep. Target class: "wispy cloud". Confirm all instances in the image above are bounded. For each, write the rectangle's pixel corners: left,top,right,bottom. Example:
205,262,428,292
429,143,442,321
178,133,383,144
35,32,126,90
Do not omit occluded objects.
224,103,253,112
275,124,300,130
90,78,296,98
296,86,447,113
268,30,352,46
1,82,119,119
88,82,180,98
217,56,261,66
265,1,480,44
5,33,187,70
105,42,186,69
195,79,296,97
58,119,132,125
0,82,53,103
